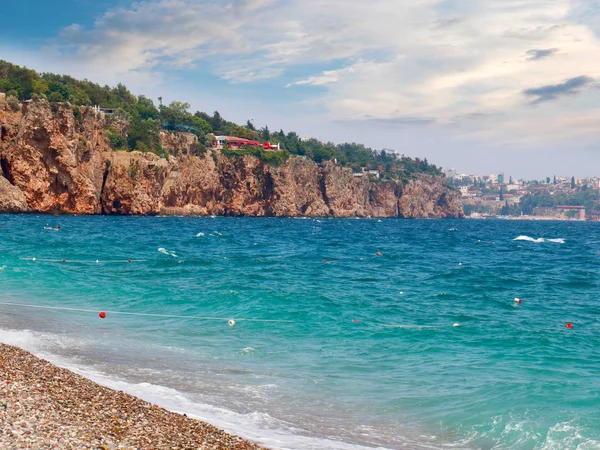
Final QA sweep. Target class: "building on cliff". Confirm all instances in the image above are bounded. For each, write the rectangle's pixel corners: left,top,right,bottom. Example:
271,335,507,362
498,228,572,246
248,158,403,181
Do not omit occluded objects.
92,106,116,115
213,135,280,151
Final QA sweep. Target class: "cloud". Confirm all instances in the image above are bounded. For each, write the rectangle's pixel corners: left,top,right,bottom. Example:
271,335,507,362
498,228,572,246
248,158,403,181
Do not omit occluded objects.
340,116,436,127
35,0,600,146
523,75,597,103
526,48,559,60
49,0,275,79
286,67,356,87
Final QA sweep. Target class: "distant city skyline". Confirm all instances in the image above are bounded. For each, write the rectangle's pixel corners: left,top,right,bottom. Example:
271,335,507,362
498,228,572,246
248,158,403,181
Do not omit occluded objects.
2,1,600,179
444,168,600,183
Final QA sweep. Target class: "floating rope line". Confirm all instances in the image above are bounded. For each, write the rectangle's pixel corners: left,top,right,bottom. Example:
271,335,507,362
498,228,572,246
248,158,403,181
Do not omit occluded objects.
379,324,449,329
0,301,294,324
20,258,146,263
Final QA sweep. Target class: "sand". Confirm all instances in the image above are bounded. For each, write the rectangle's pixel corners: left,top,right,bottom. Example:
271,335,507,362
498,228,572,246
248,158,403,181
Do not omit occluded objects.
0,343,267,449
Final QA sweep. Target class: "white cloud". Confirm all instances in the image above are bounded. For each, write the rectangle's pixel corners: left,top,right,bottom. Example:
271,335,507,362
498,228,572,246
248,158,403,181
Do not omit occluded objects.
41,0,600,146
286,67,356,87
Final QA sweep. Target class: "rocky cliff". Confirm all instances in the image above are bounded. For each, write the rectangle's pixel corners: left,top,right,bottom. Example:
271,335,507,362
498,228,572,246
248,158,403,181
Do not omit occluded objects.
0,95,463,218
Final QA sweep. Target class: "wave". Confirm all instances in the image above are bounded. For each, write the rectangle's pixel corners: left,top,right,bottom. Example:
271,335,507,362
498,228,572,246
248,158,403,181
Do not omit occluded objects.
513,236,565,244
0,328,393,450
158,247,178,257
196,232,205,237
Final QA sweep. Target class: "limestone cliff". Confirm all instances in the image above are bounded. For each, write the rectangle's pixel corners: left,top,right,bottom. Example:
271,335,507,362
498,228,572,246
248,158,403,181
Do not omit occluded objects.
0,95,463,218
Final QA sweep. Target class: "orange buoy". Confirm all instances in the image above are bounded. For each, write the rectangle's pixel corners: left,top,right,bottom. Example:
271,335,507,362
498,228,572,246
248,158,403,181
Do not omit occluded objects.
566,323,573,329
99,311,106,319
376,252,382,256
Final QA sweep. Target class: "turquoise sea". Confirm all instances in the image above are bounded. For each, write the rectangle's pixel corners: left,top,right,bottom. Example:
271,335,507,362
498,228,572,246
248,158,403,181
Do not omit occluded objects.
0,216,599,449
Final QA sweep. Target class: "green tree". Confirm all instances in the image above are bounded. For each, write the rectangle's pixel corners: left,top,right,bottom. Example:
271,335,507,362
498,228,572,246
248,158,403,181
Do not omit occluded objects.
259,125,270,141
160,101,191,128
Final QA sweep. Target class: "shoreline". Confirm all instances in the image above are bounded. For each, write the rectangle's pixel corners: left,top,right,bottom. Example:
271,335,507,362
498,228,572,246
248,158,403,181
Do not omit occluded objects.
464,215,588,221
0,343,266,450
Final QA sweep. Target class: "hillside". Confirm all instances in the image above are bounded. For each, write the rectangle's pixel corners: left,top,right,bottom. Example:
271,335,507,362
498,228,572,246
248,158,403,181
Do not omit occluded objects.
0,62,463,218
0,60,442,180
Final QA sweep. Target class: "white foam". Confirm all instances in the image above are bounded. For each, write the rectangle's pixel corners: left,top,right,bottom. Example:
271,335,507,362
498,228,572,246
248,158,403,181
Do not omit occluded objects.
196,232,205,237
158,247,178,257
0,328,393,450
513,236,565,244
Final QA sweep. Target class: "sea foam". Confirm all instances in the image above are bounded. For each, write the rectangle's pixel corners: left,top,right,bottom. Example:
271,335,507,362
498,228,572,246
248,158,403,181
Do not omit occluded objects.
158,247,178,257
0,327,388,450
513,236,565,244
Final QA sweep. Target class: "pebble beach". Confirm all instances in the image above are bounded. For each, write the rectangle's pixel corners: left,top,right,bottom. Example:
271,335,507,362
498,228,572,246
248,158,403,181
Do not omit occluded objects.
0,343,266,450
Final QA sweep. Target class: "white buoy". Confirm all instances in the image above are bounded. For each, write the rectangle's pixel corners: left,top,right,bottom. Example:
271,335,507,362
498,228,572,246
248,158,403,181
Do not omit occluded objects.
32,257,36,262
96,260,99,263
399,291,404,295
453,323,461,327
514,298,522,303
228,319,235,327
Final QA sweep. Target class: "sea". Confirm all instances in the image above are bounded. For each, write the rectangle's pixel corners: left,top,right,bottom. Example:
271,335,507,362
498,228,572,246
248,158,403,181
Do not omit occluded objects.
0,215,599,450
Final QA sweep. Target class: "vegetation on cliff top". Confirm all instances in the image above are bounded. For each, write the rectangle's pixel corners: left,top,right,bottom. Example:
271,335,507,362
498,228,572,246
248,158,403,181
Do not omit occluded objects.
0,60,442,181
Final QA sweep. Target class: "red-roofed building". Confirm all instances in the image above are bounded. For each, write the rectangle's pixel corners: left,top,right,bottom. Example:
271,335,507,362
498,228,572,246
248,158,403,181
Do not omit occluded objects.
214,135,280,150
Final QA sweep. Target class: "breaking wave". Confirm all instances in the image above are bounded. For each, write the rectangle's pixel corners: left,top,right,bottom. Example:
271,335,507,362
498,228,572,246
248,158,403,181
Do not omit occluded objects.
158,247,178,257
513,236,565,244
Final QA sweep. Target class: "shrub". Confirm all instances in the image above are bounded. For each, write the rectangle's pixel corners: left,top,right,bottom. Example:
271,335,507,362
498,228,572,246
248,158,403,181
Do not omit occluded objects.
106,128,127,150
73,108,84,127
6,95,20,112
222,147,290,166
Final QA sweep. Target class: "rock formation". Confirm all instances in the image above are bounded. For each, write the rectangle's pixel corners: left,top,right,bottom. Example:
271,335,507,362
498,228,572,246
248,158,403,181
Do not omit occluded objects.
0,95,463,218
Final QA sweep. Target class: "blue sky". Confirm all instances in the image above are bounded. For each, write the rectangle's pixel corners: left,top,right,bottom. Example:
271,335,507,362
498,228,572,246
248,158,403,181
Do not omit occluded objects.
2,0,600,178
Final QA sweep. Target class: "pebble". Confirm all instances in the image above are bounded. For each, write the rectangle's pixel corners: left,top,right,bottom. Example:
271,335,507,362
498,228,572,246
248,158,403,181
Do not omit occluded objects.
0,343,265,449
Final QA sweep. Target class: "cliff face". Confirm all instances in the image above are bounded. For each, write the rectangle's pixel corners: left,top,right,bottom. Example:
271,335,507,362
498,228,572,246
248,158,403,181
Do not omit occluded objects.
0,95,463,218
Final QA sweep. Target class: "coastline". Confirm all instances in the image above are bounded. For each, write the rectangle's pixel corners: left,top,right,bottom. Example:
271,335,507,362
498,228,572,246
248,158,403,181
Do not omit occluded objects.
464,215,587,221
0,343,266,450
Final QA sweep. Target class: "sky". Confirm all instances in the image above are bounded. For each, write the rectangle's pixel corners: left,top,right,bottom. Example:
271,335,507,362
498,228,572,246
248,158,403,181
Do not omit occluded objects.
2,0,600,179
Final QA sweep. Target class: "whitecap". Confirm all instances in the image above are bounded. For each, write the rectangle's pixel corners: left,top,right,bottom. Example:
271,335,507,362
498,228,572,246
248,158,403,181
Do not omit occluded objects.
158,247,178,257
513,236,565,244
196,232,205,237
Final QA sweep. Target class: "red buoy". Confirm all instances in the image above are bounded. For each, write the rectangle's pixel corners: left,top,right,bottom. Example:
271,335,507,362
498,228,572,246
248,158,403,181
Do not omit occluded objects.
323,259,327,263
514,298,522,304
127,259,131,263
566,323,573,329
353,319,361,323
62,259,66,263
99,311,106,319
